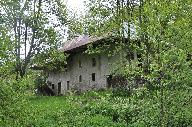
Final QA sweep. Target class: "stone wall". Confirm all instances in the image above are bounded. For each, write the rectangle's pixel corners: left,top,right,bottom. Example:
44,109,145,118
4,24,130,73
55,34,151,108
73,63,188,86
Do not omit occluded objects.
47,51,122,95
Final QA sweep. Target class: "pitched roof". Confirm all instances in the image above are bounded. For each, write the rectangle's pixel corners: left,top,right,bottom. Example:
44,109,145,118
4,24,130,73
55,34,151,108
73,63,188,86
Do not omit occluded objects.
60,34,109,52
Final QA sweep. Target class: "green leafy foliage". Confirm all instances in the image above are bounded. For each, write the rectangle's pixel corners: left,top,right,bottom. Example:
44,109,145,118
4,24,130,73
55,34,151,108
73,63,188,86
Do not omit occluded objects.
34,48,67,71
0,76,34,126
0,0,68,78
81,0,192,126
0,0,192,126
1,90,190,126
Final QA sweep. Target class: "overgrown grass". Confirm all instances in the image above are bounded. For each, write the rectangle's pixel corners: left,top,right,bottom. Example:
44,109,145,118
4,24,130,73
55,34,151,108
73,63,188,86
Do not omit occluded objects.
2,88,192,127
25,90,126,127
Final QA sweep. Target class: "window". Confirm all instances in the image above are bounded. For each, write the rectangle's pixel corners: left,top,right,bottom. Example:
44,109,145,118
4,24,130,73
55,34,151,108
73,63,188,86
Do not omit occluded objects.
92,73,96,81
92,58,96,67
79,60,82,68
79,75,82,82
52,84,54,89
67,81,70,90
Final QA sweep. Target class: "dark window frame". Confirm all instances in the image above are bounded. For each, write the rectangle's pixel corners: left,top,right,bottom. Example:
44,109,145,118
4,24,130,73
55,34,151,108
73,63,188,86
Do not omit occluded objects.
92,73,96,81
79,75,82,82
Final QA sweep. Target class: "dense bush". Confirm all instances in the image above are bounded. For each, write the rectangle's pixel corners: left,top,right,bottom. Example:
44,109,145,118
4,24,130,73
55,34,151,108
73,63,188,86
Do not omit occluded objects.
0,75,35,126
1,88,189,127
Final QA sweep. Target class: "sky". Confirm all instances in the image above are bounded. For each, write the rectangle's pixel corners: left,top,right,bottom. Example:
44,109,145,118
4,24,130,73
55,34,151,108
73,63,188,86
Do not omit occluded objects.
65,0,86,14
66,0,85,9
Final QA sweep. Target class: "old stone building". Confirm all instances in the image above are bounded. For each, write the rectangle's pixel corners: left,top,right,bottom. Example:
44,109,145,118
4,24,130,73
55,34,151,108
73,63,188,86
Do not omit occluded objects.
47,35,137,95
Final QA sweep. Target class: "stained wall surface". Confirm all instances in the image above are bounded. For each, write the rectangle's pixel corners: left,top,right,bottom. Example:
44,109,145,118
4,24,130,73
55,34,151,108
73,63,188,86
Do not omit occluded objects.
47,52,121,95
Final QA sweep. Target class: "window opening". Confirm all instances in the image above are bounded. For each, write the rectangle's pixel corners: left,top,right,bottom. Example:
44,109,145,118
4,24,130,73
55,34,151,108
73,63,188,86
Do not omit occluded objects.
92,73,96,81
79,75,82,82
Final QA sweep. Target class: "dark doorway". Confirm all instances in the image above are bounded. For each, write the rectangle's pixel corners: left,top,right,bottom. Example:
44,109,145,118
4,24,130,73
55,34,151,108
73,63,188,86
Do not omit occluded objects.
52,84,55,89
107,75,112,88
58,82,61,95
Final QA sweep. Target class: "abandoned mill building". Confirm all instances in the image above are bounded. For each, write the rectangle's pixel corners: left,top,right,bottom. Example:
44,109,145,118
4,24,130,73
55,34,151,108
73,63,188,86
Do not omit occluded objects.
47,35,138,95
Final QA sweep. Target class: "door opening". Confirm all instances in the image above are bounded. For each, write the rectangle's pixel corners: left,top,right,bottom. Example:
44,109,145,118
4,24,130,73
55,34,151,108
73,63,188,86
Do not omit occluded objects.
67,81,70,90
107,75,112,88
58,82,61,95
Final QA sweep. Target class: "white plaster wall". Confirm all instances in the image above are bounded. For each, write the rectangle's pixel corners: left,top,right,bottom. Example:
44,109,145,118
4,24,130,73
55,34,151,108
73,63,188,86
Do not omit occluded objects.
47,52,122,95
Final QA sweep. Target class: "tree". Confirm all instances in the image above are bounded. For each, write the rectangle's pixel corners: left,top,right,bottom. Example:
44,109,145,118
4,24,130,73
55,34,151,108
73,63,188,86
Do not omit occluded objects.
0,0,68,125
0,0,68,78
78,0,192,126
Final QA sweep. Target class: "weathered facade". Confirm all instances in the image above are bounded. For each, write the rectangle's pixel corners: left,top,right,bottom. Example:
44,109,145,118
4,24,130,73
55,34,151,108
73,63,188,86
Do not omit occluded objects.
47,35,132,95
